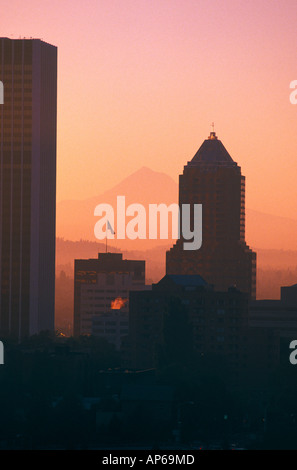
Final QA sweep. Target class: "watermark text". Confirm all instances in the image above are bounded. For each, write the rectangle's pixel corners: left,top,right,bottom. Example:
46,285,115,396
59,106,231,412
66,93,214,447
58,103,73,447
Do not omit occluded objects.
94,196,202,251
0,81,3,104
290,80,297,104
0,341,4,365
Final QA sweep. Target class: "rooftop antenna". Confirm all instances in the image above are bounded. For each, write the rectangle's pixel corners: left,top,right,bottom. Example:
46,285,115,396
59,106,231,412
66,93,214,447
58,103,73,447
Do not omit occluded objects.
208,122,218,140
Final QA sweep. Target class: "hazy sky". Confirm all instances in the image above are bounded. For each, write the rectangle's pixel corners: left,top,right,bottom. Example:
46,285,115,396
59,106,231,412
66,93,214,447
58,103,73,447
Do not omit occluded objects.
2,0,297,219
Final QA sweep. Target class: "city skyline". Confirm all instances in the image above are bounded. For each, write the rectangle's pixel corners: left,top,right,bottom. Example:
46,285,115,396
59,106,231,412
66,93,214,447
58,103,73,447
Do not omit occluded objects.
0,1,297,452
1,0,297,228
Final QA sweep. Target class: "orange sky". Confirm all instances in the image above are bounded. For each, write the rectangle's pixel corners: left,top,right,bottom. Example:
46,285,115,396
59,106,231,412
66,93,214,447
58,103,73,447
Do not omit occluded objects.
2,0,297,220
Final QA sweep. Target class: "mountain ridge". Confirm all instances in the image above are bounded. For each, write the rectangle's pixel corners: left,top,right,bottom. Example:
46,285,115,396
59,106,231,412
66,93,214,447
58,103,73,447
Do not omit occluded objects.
57,166,297,251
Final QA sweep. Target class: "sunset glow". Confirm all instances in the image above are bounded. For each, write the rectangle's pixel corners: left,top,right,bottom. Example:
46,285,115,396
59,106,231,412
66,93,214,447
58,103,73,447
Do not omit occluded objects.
110,297,128,309
1,0,297,230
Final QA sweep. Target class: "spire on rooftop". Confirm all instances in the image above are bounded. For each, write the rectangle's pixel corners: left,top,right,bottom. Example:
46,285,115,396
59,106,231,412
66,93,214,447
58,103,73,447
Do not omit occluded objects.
187,128,236,165
208,122,218,140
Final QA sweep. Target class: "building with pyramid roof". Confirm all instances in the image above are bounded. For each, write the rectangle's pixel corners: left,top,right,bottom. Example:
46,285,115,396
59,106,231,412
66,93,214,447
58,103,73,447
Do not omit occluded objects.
166,130,256,299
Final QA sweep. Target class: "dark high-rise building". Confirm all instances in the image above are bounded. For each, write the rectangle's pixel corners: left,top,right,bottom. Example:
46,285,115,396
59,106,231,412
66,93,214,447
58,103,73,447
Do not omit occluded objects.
166,130,256,299
124,274,278,378
249,283,297,365
0,38,57,339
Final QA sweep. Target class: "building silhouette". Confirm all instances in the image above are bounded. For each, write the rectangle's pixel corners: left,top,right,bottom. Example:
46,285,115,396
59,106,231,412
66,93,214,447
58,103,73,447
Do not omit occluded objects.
166,130,256,299
0,38,57,339
74,252,148,340
250,283,297,365
124,274,277,379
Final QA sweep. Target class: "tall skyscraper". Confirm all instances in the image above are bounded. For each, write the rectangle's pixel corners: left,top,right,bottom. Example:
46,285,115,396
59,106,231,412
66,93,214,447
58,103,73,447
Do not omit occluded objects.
0,38,57,339
166,130,256,299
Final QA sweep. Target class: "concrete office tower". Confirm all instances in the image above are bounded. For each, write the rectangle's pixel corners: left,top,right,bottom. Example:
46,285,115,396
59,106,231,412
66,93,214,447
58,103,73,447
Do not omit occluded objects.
0,38,57,339
166,131,256,299
74,252,147,338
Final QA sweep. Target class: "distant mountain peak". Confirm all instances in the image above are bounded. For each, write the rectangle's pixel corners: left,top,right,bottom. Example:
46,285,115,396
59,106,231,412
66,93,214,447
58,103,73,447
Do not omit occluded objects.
124,166,175,180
